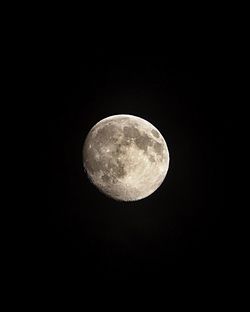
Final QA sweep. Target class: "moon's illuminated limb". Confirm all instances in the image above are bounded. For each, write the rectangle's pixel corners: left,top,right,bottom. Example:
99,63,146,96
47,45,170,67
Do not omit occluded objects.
83,114,170,201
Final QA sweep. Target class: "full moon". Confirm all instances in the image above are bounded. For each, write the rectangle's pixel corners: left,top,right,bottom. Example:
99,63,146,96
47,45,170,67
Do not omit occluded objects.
83,114,170,201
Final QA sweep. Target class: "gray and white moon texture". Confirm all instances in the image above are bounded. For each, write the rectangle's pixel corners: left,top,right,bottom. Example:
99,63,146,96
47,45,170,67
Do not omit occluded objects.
83,114,170,201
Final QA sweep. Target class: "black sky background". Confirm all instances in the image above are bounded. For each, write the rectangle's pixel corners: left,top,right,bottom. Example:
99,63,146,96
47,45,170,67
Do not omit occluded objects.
46,42,227,282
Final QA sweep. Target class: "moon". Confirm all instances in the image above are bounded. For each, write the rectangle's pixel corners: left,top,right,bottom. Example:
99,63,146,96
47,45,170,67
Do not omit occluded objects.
83,114,170,201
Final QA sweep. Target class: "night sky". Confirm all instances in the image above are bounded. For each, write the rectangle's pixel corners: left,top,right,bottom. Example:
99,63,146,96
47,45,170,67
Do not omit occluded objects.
46,44,227,282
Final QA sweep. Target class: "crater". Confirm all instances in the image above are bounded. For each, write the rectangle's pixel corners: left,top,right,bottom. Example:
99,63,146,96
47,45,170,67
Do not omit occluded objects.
102,174,111,183
154,141,164,156
151,129,160,138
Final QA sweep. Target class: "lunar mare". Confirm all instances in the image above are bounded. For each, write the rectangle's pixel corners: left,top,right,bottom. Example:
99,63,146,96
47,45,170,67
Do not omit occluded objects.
83,114,170,201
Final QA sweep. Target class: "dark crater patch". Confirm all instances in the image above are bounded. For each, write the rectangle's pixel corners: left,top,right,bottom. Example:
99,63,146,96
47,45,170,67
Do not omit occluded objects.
123,125,155,153
114,160,126,178
112,143,127,157
151,129,160,138
101,159,126,184
85,152,126,181
149,155,156,162
135,133,153,152
94,124,118,147
154,141,164,156
102,174,111,183
122,138,132,146
123,126,140,139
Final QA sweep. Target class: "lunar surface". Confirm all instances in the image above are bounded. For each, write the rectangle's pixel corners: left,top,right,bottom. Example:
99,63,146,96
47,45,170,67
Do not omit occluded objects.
83,114,170,201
